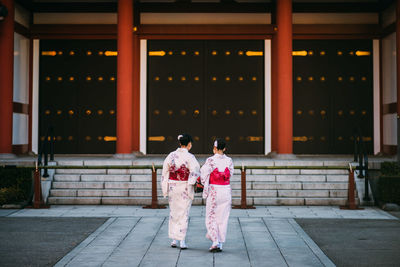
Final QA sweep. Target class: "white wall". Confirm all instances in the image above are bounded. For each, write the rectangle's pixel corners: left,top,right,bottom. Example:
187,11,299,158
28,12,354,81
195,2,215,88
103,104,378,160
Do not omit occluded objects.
293,13,378,24
12,114,29,145
382,32,397,147
34,13,117,24
12,33,30,147
13,33,29,105
32,40,40,154
141,13,271,24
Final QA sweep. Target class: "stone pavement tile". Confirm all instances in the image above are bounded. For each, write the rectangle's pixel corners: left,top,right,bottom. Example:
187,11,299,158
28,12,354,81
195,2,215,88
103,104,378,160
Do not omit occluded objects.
65,218,140,266
246,207,270,217
229,208,248,217
138,218,181,267
0,209,19,217
177,217,213,267
288,219,335,267
214,218,251,267
263,219,325,267
239,217,287,267
102,217,165,267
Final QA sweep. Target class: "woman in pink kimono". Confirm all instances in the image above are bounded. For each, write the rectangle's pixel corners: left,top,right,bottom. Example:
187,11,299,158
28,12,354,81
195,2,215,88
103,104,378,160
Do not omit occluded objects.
161,134,200,249
200,138,234,252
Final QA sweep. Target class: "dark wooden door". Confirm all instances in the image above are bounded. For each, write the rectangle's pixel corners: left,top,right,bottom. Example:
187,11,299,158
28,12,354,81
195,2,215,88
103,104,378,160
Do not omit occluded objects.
293,40,373,154
39,40,117,154
147,40,265,154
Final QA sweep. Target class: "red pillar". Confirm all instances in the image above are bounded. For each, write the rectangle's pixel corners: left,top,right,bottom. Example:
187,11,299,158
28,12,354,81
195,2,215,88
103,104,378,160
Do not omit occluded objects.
396,0,400,157
116,0,133,154
397,0,400,115
0,0,14,155
276,0,293,154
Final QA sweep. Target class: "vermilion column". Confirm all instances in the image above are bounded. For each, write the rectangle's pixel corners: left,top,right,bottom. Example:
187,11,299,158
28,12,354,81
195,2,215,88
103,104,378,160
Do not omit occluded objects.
397,0,400,158
276,0,293,154
116,0,133,154
0,0,14,155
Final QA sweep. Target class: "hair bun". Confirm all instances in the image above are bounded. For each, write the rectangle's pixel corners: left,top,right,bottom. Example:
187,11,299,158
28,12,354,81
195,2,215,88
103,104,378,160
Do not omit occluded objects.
177,134,183,140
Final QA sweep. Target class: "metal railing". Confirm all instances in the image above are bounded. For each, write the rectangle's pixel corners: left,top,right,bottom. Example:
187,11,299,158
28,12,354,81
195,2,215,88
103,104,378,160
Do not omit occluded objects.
37,125,55,178
353,127,371,202
2,164,356,209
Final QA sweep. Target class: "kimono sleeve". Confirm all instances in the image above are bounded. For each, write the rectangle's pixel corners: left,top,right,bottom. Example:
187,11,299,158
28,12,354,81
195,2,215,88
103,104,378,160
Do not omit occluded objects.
200,157,213,185
228,157,234,178
161,153,172,198
187,154,201,185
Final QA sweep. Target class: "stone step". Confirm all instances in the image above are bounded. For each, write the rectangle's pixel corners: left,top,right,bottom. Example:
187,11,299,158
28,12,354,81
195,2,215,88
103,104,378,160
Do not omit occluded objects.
47,196,350,206
53,173,349,183
253,197,350,206
52,181,348,191
50,188,348,199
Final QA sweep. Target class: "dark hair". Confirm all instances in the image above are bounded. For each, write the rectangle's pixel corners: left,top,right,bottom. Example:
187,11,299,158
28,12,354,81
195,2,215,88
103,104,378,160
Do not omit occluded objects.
178,133,193,146
215,138,226,150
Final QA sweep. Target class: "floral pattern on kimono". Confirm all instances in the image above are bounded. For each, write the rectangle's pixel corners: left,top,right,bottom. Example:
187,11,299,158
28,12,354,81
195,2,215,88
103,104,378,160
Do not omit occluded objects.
161,147,200,241
201,154,234,243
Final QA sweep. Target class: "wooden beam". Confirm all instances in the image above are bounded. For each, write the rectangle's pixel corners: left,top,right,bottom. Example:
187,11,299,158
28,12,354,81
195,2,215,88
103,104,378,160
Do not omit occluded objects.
382,102,397,115
13,102,29,115
14,22,29,38
138,24,275,35
18,1,394,13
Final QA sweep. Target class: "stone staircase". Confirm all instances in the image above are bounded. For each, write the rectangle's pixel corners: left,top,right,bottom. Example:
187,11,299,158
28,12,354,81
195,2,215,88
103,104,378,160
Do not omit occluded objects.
48,159,353,206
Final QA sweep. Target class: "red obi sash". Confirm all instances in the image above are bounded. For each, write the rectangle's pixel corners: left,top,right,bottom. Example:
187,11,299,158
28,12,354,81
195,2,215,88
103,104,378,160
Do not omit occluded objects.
209,167,230,185
169,164,189,181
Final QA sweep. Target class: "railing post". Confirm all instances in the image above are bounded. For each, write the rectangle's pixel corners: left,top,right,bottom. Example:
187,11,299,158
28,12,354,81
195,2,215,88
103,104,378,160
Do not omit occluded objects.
353,135,358,162
50,129,54,161
341,164,363,210
357,140,364,178
233,164,255,209
143,163,166,209
363,154,371,201
32,162,49,209
43,140,49,178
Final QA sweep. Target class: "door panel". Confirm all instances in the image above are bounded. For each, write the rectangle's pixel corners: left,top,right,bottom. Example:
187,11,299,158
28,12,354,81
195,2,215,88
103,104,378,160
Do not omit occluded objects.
147,41,205,154
147,40,265,154
205,40,264,154
293,40,373,154
39,40,117,154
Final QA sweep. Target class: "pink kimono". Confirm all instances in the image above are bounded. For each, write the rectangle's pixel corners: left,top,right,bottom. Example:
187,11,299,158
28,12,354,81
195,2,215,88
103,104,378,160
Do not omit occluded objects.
200,154,234,243
161,148,200,241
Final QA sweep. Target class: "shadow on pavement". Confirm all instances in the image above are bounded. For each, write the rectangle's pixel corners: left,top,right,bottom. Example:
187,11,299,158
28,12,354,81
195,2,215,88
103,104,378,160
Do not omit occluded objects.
296,218,400,267
0,217,107,267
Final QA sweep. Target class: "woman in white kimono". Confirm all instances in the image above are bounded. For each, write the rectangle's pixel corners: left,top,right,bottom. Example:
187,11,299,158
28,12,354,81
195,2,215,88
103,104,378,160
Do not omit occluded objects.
161,133,200,249
200,138,234,252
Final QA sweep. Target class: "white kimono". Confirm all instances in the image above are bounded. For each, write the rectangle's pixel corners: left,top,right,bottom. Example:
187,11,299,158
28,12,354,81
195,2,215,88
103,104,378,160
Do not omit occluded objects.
200,154,234,243
161,148,200,241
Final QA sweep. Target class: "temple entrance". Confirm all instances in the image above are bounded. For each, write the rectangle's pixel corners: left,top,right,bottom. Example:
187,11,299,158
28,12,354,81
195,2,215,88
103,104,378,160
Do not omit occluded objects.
39,40,117,154
147,40,265,154
293,40,373,154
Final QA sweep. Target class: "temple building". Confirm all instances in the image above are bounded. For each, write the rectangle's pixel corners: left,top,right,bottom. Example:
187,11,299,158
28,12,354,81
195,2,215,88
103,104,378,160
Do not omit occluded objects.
0,0,399,156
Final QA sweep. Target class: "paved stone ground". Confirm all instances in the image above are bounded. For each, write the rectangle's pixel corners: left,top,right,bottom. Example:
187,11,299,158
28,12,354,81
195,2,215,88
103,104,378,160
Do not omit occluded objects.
296,219,400,267
54,217,333,267
0,217,107,267
8,206,397,219
1,206,398,267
